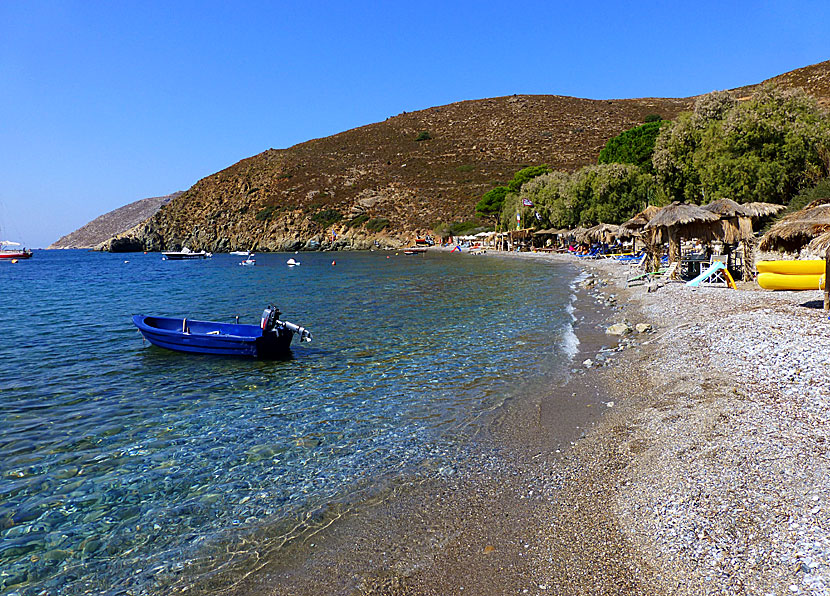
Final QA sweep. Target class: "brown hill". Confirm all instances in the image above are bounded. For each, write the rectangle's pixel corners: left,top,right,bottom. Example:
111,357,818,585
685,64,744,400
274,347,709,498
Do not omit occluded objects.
109,60,830,252
49,192,183,249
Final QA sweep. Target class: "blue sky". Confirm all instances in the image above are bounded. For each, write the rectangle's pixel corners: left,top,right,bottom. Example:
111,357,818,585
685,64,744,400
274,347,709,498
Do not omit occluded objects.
1,1,827,247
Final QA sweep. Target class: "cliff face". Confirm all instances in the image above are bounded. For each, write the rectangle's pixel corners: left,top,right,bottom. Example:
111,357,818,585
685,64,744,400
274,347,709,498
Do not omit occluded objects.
48,192,183,249
104,60,830,252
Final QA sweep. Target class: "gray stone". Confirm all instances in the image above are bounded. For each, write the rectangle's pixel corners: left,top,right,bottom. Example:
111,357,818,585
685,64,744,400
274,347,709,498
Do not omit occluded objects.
606,323,632,336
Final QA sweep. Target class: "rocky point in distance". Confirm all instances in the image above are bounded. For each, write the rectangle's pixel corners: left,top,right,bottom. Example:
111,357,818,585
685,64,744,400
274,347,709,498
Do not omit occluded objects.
56,60,830,253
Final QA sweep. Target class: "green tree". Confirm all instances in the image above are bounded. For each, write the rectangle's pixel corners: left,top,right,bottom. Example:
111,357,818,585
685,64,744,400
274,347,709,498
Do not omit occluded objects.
477,165,551,221
512,165,654,229
475,186,509,218
653,86,830,205
786,177,830,214
507,165,552,192
598,121,666,173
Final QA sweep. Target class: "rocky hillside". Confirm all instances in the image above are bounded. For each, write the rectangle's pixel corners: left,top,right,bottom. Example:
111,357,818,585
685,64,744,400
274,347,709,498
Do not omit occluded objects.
49,192,183,249
105,60,830,252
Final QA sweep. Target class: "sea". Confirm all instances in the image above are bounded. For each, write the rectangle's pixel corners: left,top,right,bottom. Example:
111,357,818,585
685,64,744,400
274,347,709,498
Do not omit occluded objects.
0,249,584,595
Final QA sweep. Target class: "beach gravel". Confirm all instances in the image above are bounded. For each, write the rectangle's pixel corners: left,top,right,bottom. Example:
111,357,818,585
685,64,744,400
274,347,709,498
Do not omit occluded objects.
564,257,830,596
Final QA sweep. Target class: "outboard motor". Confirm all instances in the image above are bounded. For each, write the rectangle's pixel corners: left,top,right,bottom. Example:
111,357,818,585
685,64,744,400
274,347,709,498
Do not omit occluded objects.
280,320,313,343
261,305,281,331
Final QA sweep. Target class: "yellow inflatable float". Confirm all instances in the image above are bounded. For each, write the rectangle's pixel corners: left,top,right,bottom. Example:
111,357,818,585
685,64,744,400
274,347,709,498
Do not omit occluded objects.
757,272,825,291
756,260,825,275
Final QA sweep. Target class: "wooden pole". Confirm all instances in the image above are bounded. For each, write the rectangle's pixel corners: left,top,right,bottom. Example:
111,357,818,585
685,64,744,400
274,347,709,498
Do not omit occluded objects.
825,247,830,311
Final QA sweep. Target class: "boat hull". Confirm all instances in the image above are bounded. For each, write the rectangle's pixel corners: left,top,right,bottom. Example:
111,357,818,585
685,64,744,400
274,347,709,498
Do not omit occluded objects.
162,252,210,260
757,272,825,291
0,250,32,259
756,260,825,275
132,315,294,358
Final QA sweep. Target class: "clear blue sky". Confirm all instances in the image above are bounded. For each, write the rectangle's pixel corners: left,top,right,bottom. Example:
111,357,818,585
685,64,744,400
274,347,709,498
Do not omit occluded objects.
1,0,827,247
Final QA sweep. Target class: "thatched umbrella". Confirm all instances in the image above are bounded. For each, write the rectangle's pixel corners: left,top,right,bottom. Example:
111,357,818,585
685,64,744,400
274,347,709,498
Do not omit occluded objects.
583,223,620,244
702,199,745,243
644,202,721,270
617,205,663,271
572,226,590,245
806,231,830,255
617,205,662,239
759,199,830,253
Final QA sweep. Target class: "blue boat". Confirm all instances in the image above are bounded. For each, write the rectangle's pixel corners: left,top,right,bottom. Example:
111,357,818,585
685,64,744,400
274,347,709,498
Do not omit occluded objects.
132,305,311,358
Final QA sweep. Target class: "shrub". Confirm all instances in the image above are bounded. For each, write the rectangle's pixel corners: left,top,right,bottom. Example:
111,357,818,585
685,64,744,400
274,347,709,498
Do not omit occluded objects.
365,217,390,232
644,114,663,123
457,164,474,173
310,209,342,227
255,205,282,221
345,213,370,229
415,131,431,141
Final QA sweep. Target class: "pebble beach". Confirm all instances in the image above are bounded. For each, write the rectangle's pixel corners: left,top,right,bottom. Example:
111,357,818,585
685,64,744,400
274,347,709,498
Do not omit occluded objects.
534,253,830,596
224,249,830,596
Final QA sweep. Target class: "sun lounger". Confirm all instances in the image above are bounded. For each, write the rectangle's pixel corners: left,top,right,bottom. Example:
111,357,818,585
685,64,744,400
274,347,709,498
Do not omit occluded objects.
627,261,678,288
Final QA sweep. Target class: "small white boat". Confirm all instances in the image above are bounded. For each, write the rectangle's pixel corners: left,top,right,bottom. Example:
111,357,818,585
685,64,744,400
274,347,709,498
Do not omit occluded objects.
287,258,300,267
230,250,251,256
162,247,212,260
239,256,256,266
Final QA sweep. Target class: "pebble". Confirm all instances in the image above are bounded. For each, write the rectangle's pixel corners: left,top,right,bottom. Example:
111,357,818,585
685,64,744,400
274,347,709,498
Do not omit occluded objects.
567,255,830,596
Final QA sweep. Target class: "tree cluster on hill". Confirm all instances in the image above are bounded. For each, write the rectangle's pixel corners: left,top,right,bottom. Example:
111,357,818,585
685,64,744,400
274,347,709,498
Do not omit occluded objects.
475,165,551,219
598,118,666,173
653,87,830,205
482,85,830,231
501,164,652,230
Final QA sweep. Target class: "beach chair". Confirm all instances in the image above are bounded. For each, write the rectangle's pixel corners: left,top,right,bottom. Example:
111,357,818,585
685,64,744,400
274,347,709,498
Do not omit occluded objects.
627,261,678,288
647,262,680,291
626,253,648,275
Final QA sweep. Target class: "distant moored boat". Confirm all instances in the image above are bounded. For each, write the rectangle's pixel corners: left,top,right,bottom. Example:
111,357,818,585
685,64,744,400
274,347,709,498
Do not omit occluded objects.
162,247,212,260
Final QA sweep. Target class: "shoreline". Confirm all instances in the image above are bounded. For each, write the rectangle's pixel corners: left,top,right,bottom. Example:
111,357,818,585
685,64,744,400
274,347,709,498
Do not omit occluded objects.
203,251,626,595
211,249,830,595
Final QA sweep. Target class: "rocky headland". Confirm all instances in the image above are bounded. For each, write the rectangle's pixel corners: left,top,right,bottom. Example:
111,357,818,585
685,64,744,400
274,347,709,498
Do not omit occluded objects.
47,192,183,249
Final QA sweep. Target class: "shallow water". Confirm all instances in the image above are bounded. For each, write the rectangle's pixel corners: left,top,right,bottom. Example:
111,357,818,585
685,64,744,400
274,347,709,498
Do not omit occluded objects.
0,250,579,595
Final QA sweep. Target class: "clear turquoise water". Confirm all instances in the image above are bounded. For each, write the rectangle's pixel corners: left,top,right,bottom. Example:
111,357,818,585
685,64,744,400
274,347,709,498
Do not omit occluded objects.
0,250,579,595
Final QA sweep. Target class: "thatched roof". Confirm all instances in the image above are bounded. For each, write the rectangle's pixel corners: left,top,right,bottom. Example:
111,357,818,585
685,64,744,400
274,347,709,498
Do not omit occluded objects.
741,202,786,218
618,205,662,238
572,226,589,243
644,202,721,230
702,198,745,217
759,203,830,252
582,223,620,243
702,198,785,219
806,231,830,254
